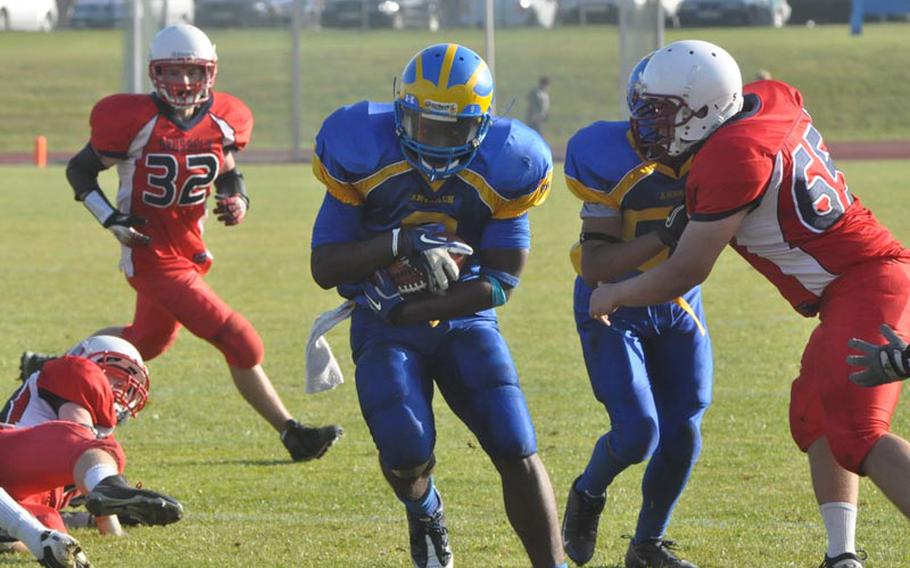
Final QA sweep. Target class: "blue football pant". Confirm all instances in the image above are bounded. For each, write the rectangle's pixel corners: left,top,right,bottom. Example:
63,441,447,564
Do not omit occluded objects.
575,291,713,542
352,312,538,472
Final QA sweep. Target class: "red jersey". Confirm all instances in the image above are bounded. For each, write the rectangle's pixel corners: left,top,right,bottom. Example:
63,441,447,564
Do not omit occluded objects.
686,80,907,316
0,356,117,433
89,92,253,277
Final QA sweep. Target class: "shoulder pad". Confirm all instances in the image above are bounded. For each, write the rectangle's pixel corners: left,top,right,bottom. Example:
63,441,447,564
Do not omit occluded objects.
90,94,159,159
459,118,552,219
208,91,254,152
565,121,642,206
313,101,402,205
38,356,117,429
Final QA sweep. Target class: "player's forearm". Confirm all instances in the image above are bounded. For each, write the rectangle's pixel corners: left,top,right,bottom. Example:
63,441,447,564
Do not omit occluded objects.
580,233,665,286
612,259,704,307
392,279,504,325
311,233,398,289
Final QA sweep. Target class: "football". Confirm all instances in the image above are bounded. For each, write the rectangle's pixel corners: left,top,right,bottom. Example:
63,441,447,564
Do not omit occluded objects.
387,234,469,296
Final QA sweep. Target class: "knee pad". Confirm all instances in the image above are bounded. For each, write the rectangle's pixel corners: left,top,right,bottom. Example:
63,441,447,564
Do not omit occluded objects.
390,455,436,480
209,312,264,368
122,324,178,362
609,415,660,465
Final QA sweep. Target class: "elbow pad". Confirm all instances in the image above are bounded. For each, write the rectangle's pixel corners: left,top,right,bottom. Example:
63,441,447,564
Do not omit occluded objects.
214,169,249,208
66,144,106,201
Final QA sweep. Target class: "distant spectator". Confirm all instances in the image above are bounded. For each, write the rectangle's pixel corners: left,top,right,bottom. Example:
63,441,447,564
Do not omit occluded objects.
525,76,551,134
755,69,773,81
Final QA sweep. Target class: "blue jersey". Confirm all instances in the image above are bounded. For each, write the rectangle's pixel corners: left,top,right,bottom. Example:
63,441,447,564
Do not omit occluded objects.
564,121,702,332
311,101,552,278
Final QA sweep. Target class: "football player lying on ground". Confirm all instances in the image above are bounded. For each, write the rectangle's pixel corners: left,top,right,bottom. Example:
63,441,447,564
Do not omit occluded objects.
1,336,183,567
48,22,341,462
588,40,910,568
310,43,567,568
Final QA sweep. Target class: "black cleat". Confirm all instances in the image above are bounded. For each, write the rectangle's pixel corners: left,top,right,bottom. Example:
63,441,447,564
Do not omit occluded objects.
819,551,867,568
562,477,606,566
625,538,697,568
407,496,453,568
18,351,57,382
85,478,183,527
281,420,342,462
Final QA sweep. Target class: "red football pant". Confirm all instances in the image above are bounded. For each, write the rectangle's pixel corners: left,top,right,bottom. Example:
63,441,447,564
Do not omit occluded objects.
790,259,910,473
122,268,264,369
0,422,125,532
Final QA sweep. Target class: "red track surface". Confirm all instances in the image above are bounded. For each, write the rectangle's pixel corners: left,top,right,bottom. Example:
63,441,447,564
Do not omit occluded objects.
3,140,910,166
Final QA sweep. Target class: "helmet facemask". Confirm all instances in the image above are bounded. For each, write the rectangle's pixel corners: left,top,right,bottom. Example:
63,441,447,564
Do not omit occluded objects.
149,59,217,110
629,92,707,161
87,350,150,424
395,102,491,181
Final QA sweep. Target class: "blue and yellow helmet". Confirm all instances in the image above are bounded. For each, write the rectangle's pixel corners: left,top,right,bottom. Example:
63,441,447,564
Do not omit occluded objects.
394,43,494,181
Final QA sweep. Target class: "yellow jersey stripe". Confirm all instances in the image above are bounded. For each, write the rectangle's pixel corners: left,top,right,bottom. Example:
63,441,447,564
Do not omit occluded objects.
565,175,619,208
312,154,363,206
351,161,413,198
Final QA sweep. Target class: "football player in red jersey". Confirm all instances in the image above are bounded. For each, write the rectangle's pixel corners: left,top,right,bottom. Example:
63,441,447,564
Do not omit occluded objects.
61,24,341,462
0,336,182,568
588,40,910,568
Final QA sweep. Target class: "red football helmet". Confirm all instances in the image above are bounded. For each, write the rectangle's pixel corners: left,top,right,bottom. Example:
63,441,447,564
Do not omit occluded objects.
148,24,217,109
68,335,150,423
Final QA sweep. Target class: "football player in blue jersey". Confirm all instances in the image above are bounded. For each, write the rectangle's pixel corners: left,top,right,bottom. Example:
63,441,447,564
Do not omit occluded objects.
309,43,566,568
559,59,713,568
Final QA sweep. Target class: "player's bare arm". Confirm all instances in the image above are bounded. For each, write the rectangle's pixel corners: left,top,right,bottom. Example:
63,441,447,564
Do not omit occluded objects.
311,233,400,289
579,215,665,287
589,210,746,320
57,402,94,430
390,247,527,325
66,144,150,247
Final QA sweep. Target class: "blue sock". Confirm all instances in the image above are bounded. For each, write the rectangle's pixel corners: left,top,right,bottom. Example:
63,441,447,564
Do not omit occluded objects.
577,434,627,497
402,476,441,518
554,563,569,568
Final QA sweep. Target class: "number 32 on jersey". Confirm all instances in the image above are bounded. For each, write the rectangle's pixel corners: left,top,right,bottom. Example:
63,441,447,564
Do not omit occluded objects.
143,152,219,208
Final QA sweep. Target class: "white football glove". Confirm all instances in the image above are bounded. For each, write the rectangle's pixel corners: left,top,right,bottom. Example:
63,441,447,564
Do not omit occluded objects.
419,243,474,295
847,323,910,387
32,530,92,568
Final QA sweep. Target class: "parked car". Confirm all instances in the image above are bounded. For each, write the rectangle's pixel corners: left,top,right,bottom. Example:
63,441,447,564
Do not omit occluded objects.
0,0,57,31
558,0,681,25
195,0,292,27
451,0,557,28
70,0,193,28
787,0,849,23
677,0,791,27
321,0,439,29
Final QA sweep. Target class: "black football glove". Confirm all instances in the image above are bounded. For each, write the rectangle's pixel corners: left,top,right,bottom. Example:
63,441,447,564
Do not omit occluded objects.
103,211,150,247
655,202,688,253
847,324,910,387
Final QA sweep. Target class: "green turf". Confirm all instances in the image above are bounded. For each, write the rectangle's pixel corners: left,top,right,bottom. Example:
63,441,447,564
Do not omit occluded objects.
1,23,908,156
0,160,909,567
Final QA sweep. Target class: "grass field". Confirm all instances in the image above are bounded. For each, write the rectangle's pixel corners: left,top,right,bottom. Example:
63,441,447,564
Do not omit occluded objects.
1,159,909,567
1,23,909,156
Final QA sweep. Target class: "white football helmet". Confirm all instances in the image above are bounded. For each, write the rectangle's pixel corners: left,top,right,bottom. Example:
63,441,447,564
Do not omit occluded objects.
628,39,743,160
68,335,150,423
148,24,217,109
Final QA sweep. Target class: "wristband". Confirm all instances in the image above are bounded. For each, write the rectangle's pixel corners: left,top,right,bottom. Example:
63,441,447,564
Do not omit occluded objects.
391,228,401,258
484,275,508,307
83,189,116,226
